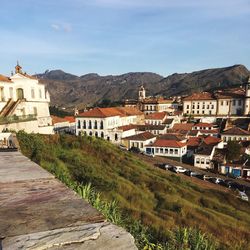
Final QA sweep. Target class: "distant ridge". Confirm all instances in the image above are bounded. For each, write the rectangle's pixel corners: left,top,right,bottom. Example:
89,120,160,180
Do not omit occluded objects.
36,64,250,109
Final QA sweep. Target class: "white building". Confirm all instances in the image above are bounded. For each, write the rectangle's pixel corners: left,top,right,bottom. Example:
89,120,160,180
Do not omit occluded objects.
221,127,250,142
145,139,187,159
0,63,53,134
76,107,144,143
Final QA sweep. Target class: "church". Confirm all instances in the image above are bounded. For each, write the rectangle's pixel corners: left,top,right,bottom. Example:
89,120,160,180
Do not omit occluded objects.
0,63,53,134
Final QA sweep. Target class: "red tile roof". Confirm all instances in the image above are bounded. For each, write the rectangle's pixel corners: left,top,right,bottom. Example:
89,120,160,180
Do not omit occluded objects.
123,132,156,141
145,112,167,120
78,107,142,118
151,139,186,148
194,123,215,128
0,74,12,83
51,115,75,125
203,136,221,145
183,92,215,101
117,124,137,131
222,127,250,136
173,123,194,131
187,137,202,147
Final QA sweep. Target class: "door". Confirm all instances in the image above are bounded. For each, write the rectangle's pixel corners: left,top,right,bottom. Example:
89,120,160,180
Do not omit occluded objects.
16,88,24,99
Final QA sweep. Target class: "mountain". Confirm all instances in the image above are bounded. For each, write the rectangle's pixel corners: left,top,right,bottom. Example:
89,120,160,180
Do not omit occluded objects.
37,64,250,109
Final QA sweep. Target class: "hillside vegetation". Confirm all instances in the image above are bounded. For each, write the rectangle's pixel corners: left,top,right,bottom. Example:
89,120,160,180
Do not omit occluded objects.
17,132,250,249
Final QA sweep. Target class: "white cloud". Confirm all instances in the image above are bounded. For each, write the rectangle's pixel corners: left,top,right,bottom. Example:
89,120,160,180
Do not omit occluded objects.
50,22,72,32
51,24,60,31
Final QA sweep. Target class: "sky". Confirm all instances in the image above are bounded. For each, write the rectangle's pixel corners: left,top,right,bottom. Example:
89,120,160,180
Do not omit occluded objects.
0,0,250,76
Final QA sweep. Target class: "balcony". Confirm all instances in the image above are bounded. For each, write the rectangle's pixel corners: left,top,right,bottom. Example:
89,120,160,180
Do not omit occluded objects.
0,114,37,125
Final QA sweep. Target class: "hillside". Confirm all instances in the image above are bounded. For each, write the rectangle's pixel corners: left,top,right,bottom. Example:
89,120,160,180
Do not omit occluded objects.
17,132,250,250
37,64,250,109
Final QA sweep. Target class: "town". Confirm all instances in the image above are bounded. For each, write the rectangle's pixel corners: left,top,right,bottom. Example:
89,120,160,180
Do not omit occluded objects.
1,64,250,184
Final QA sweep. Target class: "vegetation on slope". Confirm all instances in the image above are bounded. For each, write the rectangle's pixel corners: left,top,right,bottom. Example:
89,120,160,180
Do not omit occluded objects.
17,132,250,250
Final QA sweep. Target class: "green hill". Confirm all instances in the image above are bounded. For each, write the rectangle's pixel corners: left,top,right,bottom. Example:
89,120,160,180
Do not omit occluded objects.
17,132,250,249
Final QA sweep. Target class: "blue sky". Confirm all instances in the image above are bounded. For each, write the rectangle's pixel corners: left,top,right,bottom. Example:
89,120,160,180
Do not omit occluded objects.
0,0,250,76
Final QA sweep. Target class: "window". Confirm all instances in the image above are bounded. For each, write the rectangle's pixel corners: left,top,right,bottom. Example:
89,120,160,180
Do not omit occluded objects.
211,105,214,109
77,120,81,129
202,105,205,109
197,110,199,114
201,158,205,164
202,110,205,114
207,105,209,109
156,148,159,153
140,143,143,148
89,131,93,136
95,132,98,137
100,120,104,129
101,132,104,138
160,148,163,153
197,105,200,109
115,133,118,141
88,120,92,129
174,149,178,154
238,100,242,106
83,120,86,129
94,120,98,129
170,149,173,154
9,87,13,98
233,100,236,106
165,148,168,154
187,105,189,109
31,88,35,99
196,158,200,164
226,101,229,106
39,89,42,99
221,101,223,106
206,159,210,164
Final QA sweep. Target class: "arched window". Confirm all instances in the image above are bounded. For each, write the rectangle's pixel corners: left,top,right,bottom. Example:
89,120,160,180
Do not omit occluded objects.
89,131,92,136
95,132,98,137
115,133,118,141
101,132,104,138
94,120,98,129
100,120,104,129
83,120,86,129
16,88,24,99
31,88,35,99
88,120,92,129
77,120,81,129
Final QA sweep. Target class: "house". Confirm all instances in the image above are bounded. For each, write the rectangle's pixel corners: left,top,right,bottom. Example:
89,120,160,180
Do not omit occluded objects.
221,127,250,142
182,77,250,116
0,63,53,134
124,85,175,115
220,161,250,179
52,116,76,134
75,107,143,143
122,132,156,151
145,112,167,125
145,139,187,160
0,132,16,149
194,137,223,169
169,123,194,137
136,124,167,135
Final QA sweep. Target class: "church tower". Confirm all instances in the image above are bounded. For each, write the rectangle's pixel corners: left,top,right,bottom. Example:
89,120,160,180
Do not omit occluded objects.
244,77,250,115
138,85,146,101
15,61,23,74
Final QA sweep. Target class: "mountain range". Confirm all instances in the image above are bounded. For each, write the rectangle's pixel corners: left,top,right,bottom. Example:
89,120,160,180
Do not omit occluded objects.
36,64,250,109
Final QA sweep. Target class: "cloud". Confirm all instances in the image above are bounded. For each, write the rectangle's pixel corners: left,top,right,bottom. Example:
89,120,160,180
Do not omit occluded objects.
50,22,72,32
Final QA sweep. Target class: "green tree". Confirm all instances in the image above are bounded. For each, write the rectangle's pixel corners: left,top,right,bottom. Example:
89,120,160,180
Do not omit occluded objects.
226,141,242,162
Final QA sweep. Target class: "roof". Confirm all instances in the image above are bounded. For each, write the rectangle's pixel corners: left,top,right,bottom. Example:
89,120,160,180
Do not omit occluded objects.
163,118,174,125
183,92,215,101
173,123,194,131
187,137,202,147
136,124,166,131
203,136,221,146
142,97,172,104
0,74,12,83
151,139,186,148
196,129,219,134
212,148,227,163
51,116,75,125
222,127,250,136
159,133,186,141
188,130,200,136
195,145,214,156
78,107,143,118
116,124,137,131
145,112,167,120
123,132,156,141
214,88,245,99
193,123,215,128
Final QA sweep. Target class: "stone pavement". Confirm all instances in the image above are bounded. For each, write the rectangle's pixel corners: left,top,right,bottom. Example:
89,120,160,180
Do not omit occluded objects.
0,151,137,250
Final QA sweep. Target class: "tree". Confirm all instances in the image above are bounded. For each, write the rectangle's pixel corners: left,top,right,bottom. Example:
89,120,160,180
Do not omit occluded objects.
226,141,242,162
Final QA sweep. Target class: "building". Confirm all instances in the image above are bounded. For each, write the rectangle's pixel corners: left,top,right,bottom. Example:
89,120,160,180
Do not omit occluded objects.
0,63,53,134
183,77,250,117
75,107,144,143
122,132,156,151
124,85,175,115
52,116,76,134
221,127,250,142
145,139,187,160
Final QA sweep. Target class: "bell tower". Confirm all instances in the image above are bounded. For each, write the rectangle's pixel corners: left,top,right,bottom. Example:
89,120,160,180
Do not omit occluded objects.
15,61,23,74
138,85,146,101
244,76,250,115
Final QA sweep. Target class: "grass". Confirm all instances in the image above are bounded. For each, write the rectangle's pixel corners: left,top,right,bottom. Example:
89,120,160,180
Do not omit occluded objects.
17,132,250,250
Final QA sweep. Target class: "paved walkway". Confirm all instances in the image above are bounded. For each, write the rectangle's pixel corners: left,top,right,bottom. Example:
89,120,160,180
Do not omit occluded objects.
0,151,137,250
